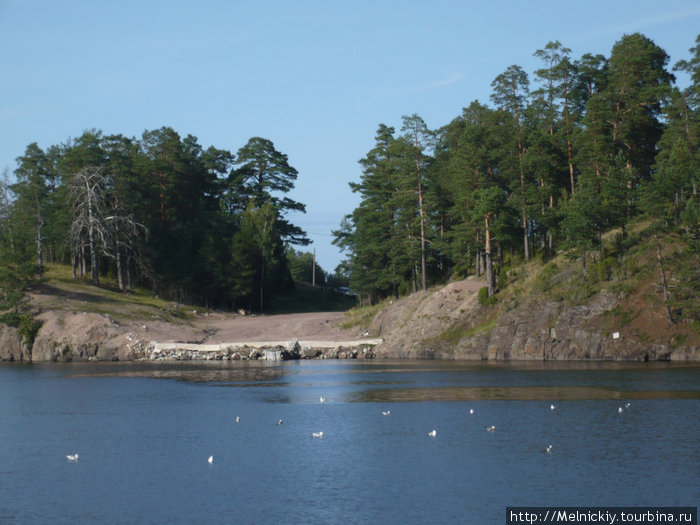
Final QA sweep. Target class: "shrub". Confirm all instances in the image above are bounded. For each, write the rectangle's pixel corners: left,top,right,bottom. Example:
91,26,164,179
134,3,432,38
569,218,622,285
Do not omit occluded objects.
592,256,617,281
534,263,559,293
478,287,497,306
18,313,42,348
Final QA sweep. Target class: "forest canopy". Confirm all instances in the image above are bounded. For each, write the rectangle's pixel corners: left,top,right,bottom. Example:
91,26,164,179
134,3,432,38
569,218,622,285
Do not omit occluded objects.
1,32,698,322
0,129,320,314
333,33,699,305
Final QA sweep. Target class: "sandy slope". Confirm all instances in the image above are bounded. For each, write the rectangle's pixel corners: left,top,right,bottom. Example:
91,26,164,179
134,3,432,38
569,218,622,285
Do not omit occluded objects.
185,311,358,343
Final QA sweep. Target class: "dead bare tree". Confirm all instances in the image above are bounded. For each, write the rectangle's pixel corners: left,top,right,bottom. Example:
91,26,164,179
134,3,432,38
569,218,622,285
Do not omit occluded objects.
69,166,148,289
69,166,109,285
104,207,148,291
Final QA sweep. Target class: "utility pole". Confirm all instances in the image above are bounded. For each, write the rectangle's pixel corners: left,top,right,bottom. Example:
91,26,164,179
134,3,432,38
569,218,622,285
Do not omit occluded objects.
312,248,316,287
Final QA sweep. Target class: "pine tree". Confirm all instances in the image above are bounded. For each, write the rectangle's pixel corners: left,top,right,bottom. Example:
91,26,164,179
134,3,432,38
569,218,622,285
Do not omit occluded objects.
233,137,308,245
491,65,532,261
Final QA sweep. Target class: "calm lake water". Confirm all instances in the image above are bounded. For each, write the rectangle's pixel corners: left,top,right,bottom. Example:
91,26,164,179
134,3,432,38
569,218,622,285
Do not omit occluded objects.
0,360,698,524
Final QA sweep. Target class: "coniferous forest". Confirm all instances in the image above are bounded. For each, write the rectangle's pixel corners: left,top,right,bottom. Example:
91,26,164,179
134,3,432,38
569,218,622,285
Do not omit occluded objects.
0,130,328,319
1,33,699,329
333,33,699,313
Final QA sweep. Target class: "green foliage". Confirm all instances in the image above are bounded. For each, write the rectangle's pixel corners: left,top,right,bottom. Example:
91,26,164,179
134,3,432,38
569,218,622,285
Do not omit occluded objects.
534,263,559,293
0,309,40,347
340,301,387,330
604,306,638,326
286,247,327,287
477,286,498,306
592,257,617,282
334,31,699,313
3,127,311,313
265,282,356,314
18,313,42,348
5,31,698,322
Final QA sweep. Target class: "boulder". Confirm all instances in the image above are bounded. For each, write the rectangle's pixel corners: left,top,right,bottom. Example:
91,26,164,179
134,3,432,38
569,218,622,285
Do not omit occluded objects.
0,323,30,361
31,311,126,361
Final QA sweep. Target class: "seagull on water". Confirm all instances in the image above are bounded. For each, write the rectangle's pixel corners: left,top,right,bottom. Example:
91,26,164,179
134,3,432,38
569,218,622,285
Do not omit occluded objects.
618,407,624,414
66,454,79,461
427,430,437,437
382,410,391,416
278,419,283,425
235,416,240,423
208,456,213,464
319,396,326,403
312,431,324,438
546,445,552,454
625,402,631,408
485,425,496,432
469,408,474,414
550,404,556,410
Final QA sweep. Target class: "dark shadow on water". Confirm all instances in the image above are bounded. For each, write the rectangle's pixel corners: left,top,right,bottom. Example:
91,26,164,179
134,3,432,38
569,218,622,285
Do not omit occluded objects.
349,386,700,402
57,360,286,384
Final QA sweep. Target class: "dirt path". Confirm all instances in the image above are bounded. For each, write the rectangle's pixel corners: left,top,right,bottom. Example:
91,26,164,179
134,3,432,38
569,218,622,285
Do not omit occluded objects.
194,311,357,343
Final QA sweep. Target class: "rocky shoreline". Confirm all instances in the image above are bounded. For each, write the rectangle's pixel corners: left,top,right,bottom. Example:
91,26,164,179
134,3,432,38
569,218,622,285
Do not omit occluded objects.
1,277,697,363
0,315,382,363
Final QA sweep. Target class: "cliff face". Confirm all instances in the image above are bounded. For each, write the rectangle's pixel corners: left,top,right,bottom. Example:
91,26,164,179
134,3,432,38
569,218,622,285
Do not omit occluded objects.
29,311,149,362
369,278,699,362
0,324,30,361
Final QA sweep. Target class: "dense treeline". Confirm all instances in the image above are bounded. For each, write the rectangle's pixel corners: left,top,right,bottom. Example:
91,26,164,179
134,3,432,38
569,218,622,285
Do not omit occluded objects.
334,33,699,307
0,128,330,317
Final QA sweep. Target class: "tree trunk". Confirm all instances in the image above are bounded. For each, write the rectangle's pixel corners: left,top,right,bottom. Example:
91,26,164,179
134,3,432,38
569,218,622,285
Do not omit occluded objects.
418,178,427,292
80,242,86,277
522,212,529,261
126,255,132,291
89,226,99,286
485,214,495,297
116,249,124,291
566,115,575,195
654,233,674,325
35,199,43,270
475,232,482,277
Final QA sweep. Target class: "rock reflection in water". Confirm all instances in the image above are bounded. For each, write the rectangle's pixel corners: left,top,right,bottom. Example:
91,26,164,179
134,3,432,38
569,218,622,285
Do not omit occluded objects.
61,361,287,385
351,385,700,402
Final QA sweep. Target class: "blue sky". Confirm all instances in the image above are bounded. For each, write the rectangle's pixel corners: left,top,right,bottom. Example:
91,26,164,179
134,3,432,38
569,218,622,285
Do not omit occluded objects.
1,1,699,272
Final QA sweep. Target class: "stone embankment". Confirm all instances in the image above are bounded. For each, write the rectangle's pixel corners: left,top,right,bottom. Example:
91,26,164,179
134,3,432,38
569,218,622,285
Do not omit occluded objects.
146,339,382,361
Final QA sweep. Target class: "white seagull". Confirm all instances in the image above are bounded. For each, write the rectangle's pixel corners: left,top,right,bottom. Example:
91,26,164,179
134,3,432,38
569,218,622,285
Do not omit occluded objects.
208,456,214,464
235,416,240,423
66,454,79,462
546,445,552,454
469,408,474,414
550,404,556,410
312,431,324,438
319,396,326,403
382,410,391,416
618,407,624,414
485,425,496,432
278,419,283,425
427,430,437,437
